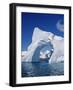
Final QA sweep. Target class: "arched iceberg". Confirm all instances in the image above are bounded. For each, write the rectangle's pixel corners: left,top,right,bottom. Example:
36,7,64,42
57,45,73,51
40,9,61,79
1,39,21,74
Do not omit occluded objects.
21,27,64,64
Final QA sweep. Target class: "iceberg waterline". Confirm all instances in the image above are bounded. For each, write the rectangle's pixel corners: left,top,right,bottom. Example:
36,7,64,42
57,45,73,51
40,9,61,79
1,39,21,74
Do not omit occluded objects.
21,27,64,63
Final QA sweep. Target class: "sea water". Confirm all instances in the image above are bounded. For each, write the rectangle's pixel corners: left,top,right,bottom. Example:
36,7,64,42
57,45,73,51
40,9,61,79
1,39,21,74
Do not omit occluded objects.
21,61,64,77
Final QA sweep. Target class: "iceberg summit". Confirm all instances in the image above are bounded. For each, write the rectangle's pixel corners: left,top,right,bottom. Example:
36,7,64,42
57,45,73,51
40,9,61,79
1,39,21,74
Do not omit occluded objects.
21,27,64,64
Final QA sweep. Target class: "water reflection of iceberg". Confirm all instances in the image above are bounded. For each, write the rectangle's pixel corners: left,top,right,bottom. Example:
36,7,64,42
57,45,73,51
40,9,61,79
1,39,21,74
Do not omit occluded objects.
22,62,64,77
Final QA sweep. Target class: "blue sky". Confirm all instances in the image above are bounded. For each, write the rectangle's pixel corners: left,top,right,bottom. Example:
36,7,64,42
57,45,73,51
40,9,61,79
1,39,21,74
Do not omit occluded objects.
21,12,64,51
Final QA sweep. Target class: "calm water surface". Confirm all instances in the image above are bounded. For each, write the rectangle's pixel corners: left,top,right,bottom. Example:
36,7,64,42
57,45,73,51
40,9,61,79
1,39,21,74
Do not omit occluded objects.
21,61,64,77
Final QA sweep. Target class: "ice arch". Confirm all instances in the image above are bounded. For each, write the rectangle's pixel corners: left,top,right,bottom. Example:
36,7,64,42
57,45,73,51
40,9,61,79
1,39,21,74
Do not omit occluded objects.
22,27,64,63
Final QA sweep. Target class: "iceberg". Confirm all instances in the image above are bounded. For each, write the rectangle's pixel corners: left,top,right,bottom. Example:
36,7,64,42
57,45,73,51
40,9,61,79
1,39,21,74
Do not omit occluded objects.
21,27,64,63
49,36,64,63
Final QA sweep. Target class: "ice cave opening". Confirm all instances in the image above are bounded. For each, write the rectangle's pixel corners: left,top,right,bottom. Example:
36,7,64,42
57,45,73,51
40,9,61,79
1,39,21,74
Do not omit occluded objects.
32,40,54,62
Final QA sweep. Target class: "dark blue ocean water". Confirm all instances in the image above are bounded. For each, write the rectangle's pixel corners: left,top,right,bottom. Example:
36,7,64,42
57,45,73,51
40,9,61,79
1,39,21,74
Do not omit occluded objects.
21,61,64,77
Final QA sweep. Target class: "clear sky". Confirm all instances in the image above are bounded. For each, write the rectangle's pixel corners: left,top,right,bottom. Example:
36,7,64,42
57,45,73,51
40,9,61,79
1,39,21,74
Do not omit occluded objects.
21,12,64,51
